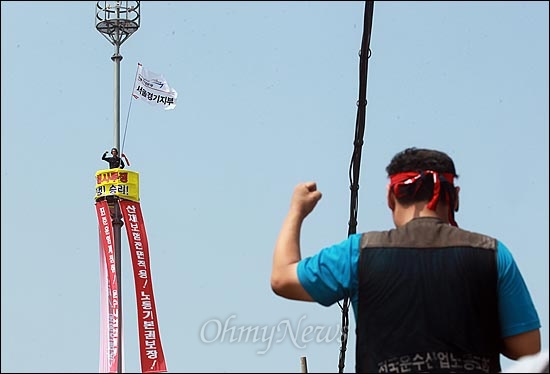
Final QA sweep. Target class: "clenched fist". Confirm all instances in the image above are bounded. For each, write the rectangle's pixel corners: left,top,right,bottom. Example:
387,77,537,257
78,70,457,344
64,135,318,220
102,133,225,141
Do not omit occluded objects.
289,181,322,219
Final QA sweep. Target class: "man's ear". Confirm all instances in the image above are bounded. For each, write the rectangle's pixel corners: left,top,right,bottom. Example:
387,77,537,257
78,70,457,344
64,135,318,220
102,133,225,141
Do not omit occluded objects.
454,186,460,212
387,185,396,211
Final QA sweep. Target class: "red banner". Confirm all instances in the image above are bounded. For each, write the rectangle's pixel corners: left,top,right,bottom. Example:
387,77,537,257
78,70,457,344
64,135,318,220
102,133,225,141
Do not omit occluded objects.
119,200,167,373
95,200,120,373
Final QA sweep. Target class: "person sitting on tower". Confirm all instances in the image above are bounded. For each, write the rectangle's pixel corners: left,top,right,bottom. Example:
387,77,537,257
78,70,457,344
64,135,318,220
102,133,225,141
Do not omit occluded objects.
102,147,125,169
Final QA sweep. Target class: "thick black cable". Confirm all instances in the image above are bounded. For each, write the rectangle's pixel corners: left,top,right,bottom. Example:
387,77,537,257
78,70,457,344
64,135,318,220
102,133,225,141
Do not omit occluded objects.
337,1,374,373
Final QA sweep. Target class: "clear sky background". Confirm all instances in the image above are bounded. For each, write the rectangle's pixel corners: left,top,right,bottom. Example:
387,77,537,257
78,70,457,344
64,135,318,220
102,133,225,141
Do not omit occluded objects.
1,1,548,373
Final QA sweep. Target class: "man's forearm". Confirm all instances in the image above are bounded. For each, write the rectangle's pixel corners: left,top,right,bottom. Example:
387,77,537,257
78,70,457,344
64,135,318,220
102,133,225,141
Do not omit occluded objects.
271,182,320,301
271,211,312,300
273,211,304,270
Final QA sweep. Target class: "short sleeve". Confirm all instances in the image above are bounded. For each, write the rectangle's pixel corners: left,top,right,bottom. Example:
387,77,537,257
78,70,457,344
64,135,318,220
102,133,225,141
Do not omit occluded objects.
497,240,541,337
297,233,361,307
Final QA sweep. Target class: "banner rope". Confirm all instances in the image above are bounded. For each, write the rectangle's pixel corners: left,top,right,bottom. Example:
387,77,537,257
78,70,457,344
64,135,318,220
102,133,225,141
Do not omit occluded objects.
121,63,140,160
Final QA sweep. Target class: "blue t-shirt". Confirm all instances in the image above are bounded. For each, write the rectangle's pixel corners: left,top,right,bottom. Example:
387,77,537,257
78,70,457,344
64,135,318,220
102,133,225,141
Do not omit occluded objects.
297,233,540,338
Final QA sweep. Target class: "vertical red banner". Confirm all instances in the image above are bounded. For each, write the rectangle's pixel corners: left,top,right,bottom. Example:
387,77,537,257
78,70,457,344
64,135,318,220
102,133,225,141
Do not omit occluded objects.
95,200,120,373
119,200,167,373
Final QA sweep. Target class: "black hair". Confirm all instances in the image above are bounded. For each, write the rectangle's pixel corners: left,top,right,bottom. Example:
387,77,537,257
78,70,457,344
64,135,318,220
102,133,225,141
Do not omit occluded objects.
386,147,458,206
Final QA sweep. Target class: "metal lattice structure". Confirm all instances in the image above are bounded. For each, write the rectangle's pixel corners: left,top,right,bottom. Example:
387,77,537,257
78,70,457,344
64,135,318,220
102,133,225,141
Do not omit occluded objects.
96,1,140,46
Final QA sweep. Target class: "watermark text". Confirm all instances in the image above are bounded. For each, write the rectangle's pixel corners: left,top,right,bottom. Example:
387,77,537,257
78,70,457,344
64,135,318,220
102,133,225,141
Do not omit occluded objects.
199,314,342,354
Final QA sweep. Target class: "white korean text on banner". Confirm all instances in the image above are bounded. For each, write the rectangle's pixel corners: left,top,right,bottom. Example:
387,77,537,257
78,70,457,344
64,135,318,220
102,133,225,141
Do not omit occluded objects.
132,63,177,110
96,200,121,373
119,199,167,373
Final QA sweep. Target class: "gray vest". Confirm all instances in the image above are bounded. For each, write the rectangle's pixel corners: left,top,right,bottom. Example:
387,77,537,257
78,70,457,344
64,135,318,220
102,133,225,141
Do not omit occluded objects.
356,217,500,373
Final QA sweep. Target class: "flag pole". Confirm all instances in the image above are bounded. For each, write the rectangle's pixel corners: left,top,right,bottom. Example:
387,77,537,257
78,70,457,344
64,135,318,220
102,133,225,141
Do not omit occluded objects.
112,42,124,374
121,63,141,157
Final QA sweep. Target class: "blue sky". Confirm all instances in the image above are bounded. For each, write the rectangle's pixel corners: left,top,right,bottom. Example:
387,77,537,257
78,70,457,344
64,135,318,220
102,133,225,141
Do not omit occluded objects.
1,1,548,372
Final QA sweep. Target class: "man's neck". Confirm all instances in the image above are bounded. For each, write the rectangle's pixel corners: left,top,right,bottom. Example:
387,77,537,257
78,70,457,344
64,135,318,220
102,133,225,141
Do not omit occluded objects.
393,202,449,227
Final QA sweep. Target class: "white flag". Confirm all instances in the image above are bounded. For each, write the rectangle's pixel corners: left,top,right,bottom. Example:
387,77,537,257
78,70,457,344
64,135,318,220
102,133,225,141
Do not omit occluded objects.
132,63,178,110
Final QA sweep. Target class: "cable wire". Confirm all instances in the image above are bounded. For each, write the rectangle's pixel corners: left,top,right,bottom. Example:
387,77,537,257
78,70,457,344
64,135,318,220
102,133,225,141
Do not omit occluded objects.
337,2,374,372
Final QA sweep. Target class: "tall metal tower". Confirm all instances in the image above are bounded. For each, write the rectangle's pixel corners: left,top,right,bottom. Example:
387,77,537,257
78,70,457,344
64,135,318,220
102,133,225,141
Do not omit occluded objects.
95,2,140,373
